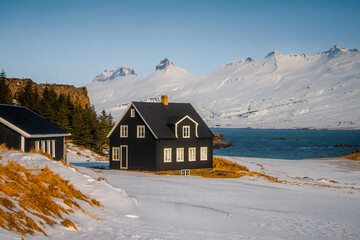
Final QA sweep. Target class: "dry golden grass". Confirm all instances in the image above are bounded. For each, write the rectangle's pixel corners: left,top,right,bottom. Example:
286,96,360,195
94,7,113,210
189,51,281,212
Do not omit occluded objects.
0,144,13,152
344,149,360,161
0,161,102,237
60,218,77,231
146,157,288,182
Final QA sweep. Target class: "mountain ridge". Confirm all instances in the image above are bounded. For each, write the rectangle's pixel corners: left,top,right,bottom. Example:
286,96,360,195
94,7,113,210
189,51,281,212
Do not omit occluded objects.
86,45,360,129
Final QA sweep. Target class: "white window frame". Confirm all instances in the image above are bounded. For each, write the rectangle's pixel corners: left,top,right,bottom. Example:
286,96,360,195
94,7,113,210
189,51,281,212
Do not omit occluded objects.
41,140,45,153
164,148,172,163
47,140,51,154
137,125,145,138
112,147,120,161
200,147,208,161
188,147,196,161
183,125,190,138
52,140,56,158
130,109,135,118
35,141,40,152
176,148,184,162
120,125,128,138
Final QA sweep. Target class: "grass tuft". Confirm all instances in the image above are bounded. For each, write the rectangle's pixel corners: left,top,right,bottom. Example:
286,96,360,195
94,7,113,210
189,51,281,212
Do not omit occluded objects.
60,218,78,231
0,161,102,237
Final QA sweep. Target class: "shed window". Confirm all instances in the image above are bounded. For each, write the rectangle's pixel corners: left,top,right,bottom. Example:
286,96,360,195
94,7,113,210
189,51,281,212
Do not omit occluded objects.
200,147,208,161
52,140,56,158
113,147,120,161
120,125,128,137
183,126,190,138
176,148,184,162
35,141,40,152
137,125,145,138
41,141,45,153
47,140,51,154
188,147,196,161
130,109,135,118
164,148,172,162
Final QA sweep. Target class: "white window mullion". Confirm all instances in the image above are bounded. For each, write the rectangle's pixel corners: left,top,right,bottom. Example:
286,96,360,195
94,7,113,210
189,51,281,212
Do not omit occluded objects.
35,141,40,152
176,148,184,162
41,141,45,153
200,147,208,161
164,148,172,162
137,125,145,138
188,147,196,161
47,140,51,154
120,125,128,138
52,140,56,158
113,147,120,161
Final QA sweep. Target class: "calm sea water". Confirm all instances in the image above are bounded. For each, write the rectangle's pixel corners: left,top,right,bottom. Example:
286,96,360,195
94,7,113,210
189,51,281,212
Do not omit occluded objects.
212,128,360,160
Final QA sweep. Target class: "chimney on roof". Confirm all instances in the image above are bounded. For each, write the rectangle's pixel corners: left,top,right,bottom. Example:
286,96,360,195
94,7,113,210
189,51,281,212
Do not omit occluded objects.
161,95,168,105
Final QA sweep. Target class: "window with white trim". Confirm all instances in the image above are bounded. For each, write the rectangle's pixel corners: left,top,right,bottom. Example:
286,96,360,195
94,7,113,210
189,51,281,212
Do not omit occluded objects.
113,147,120,161
137,125,145,138
120,125,128,137
183,126,190,138
130,109,135,117
188,147,196,161
52,140,56,158
35,141,40,152
41,141,45,153
200,147,208,161
164,148,172,162
176,148,184,162
47,140,51,155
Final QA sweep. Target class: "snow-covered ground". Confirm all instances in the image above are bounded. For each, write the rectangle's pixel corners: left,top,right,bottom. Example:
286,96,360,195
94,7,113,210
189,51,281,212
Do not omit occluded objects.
1,145,360,239
86,45,360,129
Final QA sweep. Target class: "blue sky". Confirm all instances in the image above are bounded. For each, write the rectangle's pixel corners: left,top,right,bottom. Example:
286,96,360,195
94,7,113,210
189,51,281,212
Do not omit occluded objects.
1,0,359,86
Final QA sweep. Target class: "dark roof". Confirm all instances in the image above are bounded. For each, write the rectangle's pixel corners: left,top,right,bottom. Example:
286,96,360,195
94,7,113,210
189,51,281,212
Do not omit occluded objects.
0,104,70,137
132,102,213,139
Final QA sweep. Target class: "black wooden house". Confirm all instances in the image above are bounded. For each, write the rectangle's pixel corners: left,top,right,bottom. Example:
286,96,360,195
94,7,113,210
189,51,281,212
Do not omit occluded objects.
108,96,214,171
0,104,70,160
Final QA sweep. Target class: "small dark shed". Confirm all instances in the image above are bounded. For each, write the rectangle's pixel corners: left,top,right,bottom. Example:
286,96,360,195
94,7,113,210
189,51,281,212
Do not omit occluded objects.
0,104,70,161
108,96,214,171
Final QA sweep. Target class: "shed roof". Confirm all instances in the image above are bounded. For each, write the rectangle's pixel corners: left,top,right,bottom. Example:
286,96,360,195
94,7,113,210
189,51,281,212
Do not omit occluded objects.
0,104,70,138
130,102,213,139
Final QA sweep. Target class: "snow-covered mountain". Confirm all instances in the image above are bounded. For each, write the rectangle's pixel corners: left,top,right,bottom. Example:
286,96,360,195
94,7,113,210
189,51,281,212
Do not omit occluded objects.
86,45,360,129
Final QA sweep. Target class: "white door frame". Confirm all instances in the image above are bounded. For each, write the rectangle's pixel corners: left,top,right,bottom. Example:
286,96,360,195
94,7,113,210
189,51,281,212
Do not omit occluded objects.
120,145,128,169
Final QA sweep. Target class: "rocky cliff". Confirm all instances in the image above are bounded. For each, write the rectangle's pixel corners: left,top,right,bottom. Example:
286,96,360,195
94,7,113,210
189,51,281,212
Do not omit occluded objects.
6,78,90,108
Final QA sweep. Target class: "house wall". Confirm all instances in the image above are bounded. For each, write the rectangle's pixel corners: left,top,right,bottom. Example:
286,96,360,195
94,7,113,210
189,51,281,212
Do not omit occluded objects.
0,122,65,160
0,122,21,150
157,138,213,171
25,137,65,161
109,106,157,170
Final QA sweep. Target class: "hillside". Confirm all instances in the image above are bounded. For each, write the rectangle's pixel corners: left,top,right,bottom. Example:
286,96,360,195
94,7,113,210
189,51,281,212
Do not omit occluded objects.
6,78,90,108
86,45,360,129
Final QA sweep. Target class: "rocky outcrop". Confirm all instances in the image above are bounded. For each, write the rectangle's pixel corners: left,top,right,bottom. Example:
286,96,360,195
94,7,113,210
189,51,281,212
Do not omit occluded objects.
6,78,90,108
156,58,174,70
93,66,136,82
213,132,233,149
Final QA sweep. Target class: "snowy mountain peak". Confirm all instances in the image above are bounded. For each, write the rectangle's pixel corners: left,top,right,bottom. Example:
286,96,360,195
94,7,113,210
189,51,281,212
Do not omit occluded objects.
265,50,281,58
156,58,174,70
93,66,136,82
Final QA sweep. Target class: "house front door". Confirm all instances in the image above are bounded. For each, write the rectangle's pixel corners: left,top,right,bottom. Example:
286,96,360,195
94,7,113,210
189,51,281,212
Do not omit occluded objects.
120,145,128,169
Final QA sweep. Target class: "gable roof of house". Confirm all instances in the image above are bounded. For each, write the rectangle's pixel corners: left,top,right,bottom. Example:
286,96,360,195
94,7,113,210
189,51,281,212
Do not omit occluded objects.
109,101,214,139
0,104,70,138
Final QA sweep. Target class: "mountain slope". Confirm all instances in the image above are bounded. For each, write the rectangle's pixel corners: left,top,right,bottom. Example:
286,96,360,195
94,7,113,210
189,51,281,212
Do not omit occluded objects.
86,45,360,129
